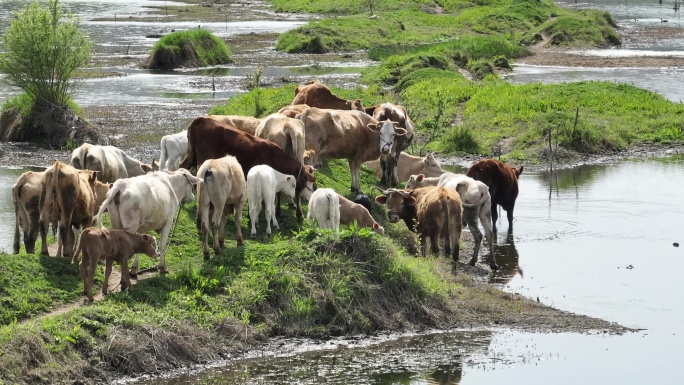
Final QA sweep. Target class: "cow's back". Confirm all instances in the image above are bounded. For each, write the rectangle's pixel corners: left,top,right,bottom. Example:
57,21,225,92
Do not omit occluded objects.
207,115,261,135
301,108,379,162
466,159,520,209
109,173,177,233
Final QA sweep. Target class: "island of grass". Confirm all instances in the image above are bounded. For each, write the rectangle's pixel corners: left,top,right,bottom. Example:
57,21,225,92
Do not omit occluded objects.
144,29,231,70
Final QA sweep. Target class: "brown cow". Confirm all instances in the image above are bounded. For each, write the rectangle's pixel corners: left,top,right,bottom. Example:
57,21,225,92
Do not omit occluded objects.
466,159,523,233
38,162,98,258
299,107,406,193
366,103,416,187
375,187,462,262
338,194,384,235
179,117,316,219
12,170,45,254
206,114,262,135
277,104,309,118
292,80,365,111
72,227,158,302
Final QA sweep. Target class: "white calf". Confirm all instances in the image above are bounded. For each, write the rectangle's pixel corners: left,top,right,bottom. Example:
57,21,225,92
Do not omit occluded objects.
307,188,340,231
97,169,201,275
197,155,246,258
246,165,297,238
159,130,188,171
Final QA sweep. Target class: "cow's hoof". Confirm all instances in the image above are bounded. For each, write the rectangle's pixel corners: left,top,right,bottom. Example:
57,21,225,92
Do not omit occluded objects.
159,269,169,275
218,240,225,248
236,240,244,247
251,233,257,239
490,263,499,271
203,252,210,260
41,251,50,257
129,273,138,279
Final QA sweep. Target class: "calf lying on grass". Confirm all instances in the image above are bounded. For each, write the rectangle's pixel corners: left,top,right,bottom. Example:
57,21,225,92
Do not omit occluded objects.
72,227,158,302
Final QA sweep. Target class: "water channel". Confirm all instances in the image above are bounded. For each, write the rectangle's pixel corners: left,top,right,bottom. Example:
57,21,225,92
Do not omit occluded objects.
1,0,683,383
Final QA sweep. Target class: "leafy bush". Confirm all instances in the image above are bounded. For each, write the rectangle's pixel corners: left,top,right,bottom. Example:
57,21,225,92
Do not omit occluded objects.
145,29,231,69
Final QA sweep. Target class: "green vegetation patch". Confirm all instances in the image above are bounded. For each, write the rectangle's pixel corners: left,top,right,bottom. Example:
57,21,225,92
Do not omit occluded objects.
523,9,621,47
144,29,231,70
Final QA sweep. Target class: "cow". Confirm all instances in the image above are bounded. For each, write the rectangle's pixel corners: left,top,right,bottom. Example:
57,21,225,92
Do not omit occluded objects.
159,129,188,171
206,114,262,136
352,193,372,214
70,143,155,183
366,103,416,187
246,165,297,238
38,162,98,258
178,117,316,220
466,159,523,233
277,104,309,118
71,227,158,302
338,194,384,234
307,188,340,231
292,80,365,111
406,173,498,270
375,187,462,261
364,152,444,184
96,169,201,276
299,107,406,194
12,170,45,254
197,155,246,258
255,113,306,164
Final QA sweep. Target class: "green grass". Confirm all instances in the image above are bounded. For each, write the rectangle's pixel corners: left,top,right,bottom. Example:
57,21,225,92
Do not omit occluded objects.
148,29,231,67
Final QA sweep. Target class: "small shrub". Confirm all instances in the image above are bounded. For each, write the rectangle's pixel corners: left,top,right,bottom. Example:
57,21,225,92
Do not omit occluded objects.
144,29,231,70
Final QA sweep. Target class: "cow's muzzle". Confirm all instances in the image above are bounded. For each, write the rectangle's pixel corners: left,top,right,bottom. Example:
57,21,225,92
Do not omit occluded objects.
388,211,402,223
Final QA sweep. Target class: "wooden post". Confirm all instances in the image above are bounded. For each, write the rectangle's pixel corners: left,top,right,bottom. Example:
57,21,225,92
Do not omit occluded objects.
548,127,553,172
126,43,130,55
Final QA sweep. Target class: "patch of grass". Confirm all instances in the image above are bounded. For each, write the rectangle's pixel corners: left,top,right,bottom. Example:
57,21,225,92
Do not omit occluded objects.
145,29,231,69
524,9,621,47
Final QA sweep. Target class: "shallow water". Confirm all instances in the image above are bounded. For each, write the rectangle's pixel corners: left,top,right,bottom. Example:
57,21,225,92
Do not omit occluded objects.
111,156,684,384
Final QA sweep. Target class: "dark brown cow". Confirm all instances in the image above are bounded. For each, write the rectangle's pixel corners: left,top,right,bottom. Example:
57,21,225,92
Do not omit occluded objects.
466,159,523,233
292,80,365,111
72,227,158,302
376,187,463,262
366,103,416,187
179,117,316,219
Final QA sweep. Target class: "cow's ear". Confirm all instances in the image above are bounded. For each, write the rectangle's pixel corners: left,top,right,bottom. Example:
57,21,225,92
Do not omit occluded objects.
108,183,114,190
286,176,292,181
417,174,425,182
405,196,417,206
367,122,379,131
373,222,380,230
395,127,407,136
142,234,149,241
375,195,387,205
517,166,524,177
90,171,98,182
141,164,153,173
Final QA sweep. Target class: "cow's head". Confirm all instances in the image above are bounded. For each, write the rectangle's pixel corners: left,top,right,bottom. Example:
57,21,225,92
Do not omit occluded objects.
375,188,415,223
172,168,202,203
141,234,159,259
368,120,407,156
372,222,385,236
142,158,159,173
347,99,365,111
423,153,443,175
303,149,316,166
405,174,425,190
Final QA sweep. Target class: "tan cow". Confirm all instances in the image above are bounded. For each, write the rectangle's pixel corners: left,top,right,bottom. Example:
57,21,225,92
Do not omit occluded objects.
255,113,306,164
292,80,364,111
338,194,384,235
364,152,444,183
277,104,309,118
206,114,262,136
299,107,406,193
70,143,156,183
197,155,246,258
12,170,45,254
39,161,98,258
375,187,462,261
406,173,497,270
72,227,158,302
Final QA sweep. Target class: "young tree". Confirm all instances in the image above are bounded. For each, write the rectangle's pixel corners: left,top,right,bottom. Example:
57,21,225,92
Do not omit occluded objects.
0,0,92,107
365,0,381,16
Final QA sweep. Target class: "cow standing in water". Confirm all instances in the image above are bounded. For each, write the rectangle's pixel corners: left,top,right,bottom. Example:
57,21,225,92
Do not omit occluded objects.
466,159,523,233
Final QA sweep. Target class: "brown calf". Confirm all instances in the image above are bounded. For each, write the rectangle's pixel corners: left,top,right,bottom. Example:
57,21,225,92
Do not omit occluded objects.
376,187,462,262
72,227,158,302
292,80,365,111
466,159,523,233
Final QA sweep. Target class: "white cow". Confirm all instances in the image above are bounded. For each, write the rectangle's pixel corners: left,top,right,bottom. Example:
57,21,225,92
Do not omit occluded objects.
70,143,156,183
159,130,188,171
197,155,246,258
307,188,340,231
246,165,297,238
255,113,306,164
406,173,496,269
96,168,201,275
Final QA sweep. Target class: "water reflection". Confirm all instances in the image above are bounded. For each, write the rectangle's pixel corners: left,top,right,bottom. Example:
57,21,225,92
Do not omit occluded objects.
490,230,523,285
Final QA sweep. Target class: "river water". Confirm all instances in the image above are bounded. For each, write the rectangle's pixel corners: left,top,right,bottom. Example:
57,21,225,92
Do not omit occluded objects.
2,0,684,384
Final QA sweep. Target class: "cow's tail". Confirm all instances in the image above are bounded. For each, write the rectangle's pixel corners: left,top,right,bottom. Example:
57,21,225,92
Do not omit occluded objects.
71,228,88,264
12,183,21,254
97,181,124,228
51,164,61,220
443,194,451,252
253,174,263,212
159,137,168,171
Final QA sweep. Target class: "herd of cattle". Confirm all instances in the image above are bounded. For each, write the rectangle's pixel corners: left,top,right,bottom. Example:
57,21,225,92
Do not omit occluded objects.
10,80,523,302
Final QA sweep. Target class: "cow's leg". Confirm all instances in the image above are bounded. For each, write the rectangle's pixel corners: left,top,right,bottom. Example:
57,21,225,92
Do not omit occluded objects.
218,204,231,250
26,214,40,254
420,233,428,257
429,233,440,256
13,217,21,254
39,217,49,256
506,201,516,232
349,160,362,194
249,198,260,238
379,156,388,185
295,191,303,221
275,192,283,220
479,201,497,271
157,220,173,274
390,150,401,187
103,258,112,296
450,215,462,264
200,197,211,259
123,208,143,277
120,256,131,291
464,208,482,267
234,197,245,247
87,254,98,302
265,198,274,236
79,252,90,298
490,198,499,234
211,200,225,256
